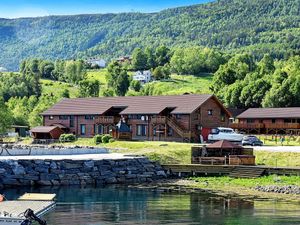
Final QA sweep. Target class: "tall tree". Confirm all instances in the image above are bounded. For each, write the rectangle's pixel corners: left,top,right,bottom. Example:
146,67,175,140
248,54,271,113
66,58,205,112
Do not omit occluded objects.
0,98,13,134
131,48,148,71
106,61,130,96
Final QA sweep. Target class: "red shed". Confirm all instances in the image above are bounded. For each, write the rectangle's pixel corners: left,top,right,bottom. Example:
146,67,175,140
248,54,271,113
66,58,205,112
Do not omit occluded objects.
30,126,64,140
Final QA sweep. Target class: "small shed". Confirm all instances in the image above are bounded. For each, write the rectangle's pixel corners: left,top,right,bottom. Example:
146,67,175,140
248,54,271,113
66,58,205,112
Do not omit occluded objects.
112,120,132,140
30,126,64,140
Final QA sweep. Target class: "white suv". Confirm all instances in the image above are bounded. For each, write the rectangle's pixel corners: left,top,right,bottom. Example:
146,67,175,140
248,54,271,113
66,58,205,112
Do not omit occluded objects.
208,127,244,143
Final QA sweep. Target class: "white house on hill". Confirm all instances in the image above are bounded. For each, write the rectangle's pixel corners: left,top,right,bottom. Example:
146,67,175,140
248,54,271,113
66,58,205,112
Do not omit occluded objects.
86,58,106,68
133,70,152,84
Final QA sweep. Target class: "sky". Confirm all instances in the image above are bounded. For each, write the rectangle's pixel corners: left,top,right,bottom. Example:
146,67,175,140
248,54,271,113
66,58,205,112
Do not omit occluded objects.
0,0,212,19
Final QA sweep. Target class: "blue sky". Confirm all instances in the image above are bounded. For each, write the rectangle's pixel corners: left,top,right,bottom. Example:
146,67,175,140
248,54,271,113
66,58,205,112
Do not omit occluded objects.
0,0,212,18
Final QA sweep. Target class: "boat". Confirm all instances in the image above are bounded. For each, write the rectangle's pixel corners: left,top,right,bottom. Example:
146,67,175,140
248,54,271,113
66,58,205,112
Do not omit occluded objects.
0,193,56,225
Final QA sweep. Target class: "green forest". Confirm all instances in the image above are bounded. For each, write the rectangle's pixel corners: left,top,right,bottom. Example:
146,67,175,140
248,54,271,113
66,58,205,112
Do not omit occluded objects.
0,0,300,71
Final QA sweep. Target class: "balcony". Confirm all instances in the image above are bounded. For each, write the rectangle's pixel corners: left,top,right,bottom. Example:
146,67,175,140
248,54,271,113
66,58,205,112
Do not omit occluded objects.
231,122,300,130
230,123,264,129
95,116,116,124
264,123,300,129
151,116,167,124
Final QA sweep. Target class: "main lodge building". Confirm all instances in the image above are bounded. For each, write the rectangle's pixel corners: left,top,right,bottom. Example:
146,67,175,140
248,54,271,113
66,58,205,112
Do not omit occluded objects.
39,94,231,143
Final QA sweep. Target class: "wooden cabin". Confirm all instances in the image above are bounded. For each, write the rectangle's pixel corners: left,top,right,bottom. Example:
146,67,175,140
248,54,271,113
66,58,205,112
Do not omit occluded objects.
231,108,300,135
40,94,231,143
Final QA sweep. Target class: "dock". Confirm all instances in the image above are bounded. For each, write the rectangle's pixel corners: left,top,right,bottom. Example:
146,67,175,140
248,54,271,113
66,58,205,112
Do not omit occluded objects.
0,193,56,224
162,164,300,178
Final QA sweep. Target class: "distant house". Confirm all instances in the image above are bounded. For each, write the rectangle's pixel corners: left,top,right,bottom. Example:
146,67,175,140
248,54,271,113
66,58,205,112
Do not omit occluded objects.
230,107,300,134
116,56,132,64
132,70,152,84
40,94,231,143
86,58,106,68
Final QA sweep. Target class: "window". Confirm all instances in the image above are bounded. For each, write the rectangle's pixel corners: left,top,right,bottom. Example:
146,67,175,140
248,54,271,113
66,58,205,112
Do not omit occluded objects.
49,116,54,120
208,110,213,116
136,125,147,136
247,119,254,123
153,127,157,136
284,119,292,123
168,127,173,136
272,119,276,124
59,115,68,120
85,115,94,120
80,124,86,135
94,124,104,134
220,110,226,122
70,116,75,128
175,114,182,119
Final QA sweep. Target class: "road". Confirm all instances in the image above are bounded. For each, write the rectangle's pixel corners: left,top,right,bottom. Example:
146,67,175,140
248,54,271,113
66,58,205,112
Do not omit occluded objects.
254,146,300,153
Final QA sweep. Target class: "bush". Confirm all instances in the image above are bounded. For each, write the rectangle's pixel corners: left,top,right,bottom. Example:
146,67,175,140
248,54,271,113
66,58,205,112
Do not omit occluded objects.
94,134,104,144
102,134,112,144
109,138,115,143
59,134,76,143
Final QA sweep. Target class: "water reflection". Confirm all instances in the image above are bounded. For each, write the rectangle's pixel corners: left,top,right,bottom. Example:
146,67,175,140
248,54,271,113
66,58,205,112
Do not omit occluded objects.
2,186,300,225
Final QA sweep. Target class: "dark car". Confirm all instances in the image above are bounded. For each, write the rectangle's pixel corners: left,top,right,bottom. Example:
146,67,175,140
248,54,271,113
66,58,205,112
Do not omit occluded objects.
242,136,263,146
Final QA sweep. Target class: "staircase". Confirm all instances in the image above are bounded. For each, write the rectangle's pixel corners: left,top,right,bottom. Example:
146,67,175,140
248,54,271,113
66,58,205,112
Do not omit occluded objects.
166,117,191,142
229,166,266,178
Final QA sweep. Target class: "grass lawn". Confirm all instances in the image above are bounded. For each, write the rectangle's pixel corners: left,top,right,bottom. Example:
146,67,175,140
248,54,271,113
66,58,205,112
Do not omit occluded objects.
146,73,213,95
41,79,79,98
185,175,300,201
46,138,300,167
258,135,300,146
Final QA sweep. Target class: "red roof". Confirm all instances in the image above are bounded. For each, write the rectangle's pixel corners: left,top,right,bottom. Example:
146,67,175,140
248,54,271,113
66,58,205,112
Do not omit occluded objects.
41,94,231,116
206,140,242,149
237,108,300,119
30,126,60,133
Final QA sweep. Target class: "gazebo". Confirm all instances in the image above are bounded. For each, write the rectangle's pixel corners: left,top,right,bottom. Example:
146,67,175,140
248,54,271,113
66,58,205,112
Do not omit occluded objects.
112,120,132,140
191,140,255,165
205,140,243,157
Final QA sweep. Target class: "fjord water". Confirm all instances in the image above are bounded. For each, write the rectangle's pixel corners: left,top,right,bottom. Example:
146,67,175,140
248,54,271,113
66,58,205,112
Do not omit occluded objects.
4,186,300,225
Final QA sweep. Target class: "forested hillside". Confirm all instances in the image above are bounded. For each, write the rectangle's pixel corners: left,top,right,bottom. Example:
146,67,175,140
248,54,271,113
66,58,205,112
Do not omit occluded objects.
1,0,300,70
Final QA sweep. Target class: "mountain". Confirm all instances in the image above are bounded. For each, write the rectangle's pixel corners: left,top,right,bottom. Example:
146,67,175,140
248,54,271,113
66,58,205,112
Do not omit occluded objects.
0,0,300,71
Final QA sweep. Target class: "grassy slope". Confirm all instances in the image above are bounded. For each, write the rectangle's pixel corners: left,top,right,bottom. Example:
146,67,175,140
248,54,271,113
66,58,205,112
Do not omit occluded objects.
86,69,213,95
41,79,79,98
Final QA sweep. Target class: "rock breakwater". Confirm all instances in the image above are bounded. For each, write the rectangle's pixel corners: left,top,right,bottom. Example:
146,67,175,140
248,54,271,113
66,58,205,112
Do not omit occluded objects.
0,157,167,189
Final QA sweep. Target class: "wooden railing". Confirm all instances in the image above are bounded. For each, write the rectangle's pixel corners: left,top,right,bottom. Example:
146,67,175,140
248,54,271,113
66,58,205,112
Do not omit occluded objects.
231,123,300,130
264,123,300,129
95,116,116,124
230,123,264,129
151,116,167,124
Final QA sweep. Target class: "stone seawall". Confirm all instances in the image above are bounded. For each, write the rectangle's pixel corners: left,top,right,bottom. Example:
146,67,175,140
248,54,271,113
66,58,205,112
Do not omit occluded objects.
0,157,167,189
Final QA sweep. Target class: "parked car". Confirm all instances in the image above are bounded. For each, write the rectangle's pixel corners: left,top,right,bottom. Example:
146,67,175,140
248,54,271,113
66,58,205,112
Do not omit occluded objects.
242,136,263,146
208,127,244,143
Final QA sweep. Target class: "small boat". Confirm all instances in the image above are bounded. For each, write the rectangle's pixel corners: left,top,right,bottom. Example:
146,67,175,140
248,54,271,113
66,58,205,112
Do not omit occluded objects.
0,193,56,225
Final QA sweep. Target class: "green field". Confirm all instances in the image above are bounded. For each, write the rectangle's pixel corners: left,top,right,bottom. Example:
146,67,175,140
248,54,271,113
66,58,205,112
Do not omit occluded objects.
41,79,79,98
86,69,213,96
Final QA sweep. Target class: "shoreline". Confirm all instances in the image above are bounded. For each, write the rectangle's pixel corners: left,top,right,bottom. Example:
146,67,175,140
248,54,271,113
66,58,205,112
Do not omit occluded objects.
130,178,300,203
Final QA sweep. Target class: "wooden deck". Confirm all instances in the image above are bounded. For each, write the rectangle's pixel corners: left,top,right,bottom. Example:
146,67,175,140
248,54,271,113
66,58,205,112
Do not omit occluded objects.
162,164,300,178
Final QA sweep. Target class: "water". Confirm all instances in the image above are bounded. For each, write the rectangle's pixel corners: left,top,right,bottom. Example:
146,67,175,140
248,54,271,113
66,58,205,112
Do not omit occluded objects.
3,186,300,225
